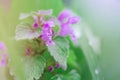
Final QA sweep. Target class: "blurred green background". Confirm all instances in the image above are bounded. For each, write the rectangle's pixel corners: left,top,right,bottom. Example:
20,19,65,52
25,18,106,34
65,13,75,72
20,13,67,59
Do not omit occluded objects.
0,0,120,80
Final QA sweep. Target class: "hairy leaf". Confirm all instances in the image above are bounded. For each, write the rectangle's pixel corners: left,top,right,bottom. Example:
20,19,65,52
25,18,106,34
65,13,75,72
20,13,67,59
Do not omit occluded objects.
48,37,69,70
51,70,80,80
19,13,31,20
15,23,40,40
24,55,46,80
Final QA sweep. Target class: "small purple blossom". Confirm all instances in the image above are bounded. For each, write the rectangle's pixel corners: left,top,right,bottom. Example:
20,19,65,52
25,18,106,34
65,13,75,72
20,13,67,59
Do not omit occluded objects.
58,10,71,23
32,9,53,29
46,40,55,46
32,16,43,29
0,59,6,66
0,42,6,50
67,16,80,24
44,21,55,28
49,66,54,72
58,10,80,40
33,22,39,28
0,53,8,67
59,23,73,37
40,21,55,46
0,42,8,67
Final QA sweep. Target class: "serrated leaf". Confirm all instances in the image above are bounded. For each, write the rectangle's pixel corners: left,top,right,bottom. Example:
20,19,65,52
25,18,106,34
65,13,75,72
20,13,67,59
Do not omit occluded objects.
15,23,40,40
51,70,80,80
63,70,80,80
24,55,46,80
48,37,69,70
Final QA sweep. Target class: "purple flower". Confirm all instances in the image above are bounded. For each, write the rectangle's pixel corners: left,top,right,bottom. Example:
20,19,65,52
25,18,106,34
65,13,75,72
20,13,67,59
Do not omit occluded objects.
67,16,80,24
0,42,8,67
32,16,43,29
40,21,55,46
44,21,55,28
59,23,73,37
58,10,80,40
32,9,53,29
0,42,6,50
0,53,8,67
0,59,7,67
33,22,39,28
58,10,71,23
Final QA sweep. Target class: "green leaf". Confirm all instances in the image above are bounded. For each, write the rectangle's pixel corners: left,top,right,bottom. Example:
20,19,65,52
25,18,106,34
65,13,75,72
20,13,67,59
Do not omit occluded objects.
48,37,69,70
15,23,41,40
24,55,46,80
63,70,81,80
51,70,80,80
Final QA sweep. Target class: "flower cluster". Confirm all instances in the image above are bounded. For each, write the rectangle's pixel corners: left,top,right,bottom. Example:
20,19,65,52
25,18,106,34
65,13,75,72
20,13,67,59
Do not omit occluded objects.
40,21,55,46
58,10,80,40
16,9,80,46
0,42,8,67
15,9,80,73
31,9,55,46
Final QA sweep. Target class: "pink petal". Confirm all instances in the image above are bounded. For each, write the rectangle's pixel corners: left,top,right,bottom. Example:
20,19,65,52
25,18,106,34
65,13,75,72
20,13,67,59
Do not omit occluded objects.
68,16,80,24
0,59,6,67
44,21,55,28
58,10,71,23
59,23,73,37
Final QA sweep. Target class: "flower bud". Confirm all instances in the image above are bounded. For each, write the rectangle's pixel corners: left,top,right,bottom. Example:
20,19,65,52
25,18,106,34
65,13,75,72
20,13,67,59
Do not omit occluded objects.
49,66,54,72
55,63,60,68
